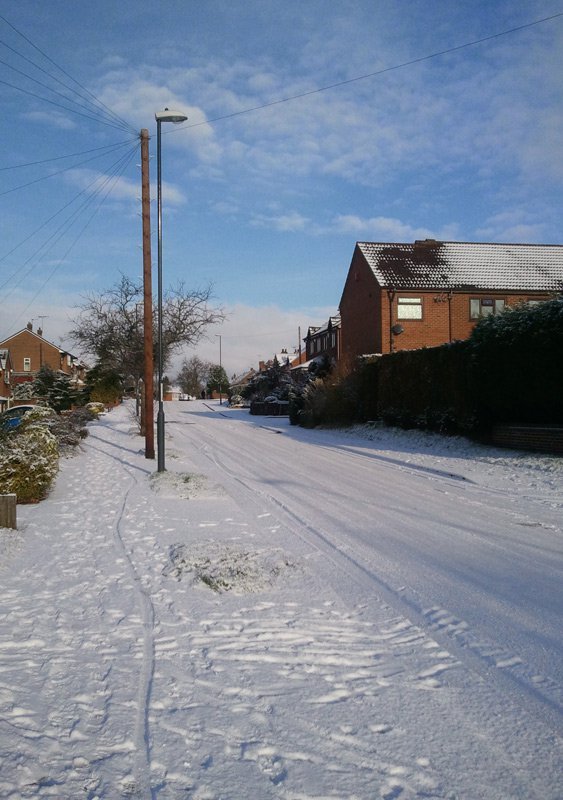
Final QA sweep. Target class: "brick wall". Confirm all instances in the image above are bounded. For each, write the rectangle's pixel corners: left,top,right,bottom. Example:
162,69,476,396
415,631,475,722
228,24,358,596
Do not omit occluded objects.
491,424,563,455
340,251,554,360
340,250,383,359
0,330,72,377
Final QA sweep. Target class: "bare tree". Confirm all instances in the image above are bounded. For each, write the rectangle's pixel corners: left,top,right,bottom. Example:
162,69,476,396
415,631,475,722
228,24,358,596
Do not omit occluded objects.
176,355,212,397
69,275,225,379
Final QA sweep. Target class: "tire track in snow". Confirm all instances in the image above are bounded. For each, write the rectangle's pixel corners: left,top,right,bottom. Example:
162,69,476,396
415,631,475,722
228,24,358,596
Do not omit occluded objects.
172,419,563,738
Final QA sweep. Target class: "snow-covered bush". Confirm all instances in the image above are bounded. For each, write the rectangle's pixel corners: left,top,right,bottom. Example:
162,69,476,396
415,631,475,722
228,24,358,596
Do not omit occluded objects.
85,401,105,416
47,407,95,454
298,379,328,427
0,421,59,503
18,405,57,428
12,381,35,400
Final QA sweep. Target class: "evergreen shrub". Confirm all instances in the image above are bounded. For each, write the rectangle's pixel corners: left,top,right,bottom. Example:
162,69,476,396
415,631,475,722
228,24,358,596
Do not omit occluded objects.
0,417,59,503
469,298,563,424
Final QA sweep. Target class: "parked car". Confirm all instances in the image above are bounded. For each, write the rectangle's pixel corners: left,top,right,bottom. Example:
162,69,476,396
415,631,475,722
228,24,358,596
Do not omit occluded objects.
0,405,36,431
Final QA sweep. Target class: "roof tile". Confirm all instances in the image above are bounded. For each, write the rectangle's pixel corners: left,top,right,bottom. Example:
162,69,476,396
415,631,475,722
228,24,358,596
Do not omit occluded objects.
357,240,563,291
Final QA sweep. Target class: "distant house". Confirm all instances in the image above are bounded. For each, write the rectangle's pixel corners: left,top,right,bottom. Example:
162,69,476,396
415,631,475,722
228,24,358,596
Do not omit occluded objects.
230,367,257,396
304,315,341,365
258,349,293,373
163,385,182,401
339,240,563,359
0,323,86,387
0,349,13,410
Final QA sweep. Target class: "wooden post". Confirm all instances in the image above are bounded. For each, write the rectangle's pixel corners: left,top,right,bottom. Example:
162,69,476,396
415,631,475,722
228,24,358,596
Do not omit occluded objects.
0,494,17,530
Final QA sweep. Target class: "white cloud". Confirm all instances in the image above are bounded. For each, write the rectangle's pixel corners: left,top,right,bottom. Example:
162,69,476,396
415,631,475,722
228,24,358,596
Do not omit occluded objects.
1,293,334,380
332,214,459,242
475,210,547,243
171,302,334,378
250,211,311,232
65,168,186,205
97,73,222,164
92,22,563,203
22,111,76,130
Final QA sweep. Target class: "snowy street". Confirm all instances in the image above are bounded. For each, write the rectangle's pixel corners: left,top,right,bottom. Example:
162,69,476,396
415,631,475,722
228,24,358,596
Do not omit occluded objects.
1,400,562,799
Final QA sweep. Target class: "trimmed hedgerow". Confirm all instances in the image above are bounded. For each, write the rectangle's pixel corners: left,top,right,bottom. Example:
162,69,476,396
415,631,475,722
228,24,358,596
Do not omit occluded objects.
293,298,562,435
469,298,563,426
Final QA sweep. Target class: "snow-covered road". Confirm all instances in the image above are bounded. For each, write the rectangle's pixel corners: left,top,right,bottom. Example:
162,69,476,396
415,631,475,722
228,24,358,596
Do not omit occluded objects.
1,400,562,799
174,403,563,729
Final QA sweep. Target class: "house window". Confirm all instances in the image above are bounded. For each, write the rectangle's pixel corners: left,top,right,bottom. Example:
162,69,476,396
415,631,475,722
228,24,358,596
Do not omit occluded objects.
470,298,505,319
397,297,422,319
23,357,31,372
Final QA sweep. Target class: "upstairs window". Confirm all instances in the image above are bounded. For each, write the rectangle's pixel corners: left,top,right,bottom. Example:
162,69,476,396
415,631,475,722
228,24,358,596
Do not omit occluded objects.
23,357,31,372
397,297,422,320
470,298,505,319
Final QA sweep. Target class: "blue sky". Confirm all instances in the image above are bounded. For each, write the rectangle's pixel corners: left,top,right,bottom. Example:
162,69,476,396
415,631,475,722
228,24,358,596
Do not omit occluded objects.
1,1,562,376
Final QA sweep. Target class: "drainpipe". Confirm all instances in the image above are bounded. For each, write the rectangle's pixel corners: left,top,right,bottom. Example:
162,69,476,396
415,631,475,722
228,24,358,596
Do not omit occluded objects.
387,289,396,353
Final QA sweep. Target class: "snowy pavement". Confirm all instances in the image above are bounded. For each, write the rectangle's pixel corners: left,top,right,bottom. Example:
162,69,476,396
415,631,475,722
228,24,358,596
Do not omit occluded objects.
0,400,562,799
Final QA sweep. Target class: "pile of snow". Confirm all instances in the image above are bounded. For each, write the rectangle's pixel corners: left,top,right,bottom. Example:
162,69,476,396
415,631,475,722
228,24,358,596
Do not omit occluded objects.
163,541,297,593
149,470,226,500
342,422,563,496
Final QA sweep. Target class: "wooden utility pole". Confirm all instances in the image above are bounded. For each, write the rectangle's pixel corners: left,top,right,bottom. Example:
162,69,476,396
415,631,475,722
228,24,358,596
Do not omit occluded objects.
140,129,155,459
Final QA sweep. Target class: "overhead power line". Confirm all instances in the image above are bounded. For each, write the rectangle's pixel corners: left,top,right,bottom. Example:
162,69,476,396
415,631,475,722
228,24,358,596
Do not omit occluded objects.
1,143,139,306
0,143,138,271
0,138,137,197
0,54,132,133
0,76,134,132
0,139,137,172
0,35,132,133
177,11,563,132
0,13,136,134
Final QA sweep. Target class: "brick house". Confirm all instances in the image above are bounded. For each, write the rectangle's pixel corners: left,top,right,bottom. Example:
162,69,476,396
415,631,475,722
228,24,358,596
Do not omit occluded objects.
0,323,85,387
304,315,341,365
339,240,563,359
0,349,14,410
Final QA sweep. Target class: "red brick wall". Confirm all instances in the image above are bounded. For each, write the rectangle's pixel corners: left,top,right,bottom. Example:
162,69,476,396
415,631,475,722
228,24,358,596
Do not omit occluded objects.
449,293,552,341
340,258,554,359
0,330,71,376
340,249,383,359
492,424,563,455
382,291,451,353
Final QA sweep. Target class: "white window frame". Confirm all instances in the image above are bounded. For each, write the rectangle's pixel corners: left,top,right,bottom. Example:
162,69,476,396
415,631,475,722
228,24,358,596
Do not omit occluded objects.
397,297,422,320
470,298,505,319
23,357,31,372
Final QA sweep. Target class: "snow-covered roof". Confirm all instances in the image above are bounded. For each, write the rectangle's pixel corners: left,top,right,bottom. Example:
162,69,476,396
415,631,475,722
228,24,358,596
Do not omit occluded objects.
230,368,256,385
356,240,563,292
307,315,341,338
272,351,292,365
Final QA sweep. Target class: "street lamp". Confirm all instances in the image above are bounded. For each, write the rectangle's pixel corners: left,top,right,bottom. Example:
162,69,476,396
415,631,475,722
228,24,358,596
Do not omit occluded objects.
155,107,188,472
216,334,222,405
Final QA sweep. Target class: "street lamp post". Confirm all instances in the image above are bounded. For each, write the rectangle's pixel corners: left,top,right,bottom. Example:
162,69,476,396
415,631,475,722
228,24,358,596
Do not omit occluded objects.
216,334,222,405
155,107,188,472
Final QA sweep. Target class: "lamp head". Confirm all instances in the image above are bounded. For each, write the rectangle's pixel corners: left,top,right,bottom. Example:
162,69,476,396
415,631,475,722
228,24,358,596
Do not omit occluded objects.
155,107,188,124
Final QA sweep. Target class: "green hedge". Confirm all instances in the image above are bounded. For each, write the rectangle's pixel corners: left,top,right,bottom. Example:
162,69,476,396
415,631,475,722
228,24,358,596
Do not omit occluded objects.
297,298,563,434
